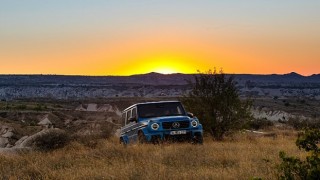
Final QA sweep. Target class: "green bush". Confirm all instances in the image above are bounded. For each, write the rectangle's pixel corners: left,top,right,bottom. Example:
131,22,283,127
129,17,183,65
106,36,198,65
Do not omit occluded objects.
182,69,252,140
278,129,320,179
32,129,70,151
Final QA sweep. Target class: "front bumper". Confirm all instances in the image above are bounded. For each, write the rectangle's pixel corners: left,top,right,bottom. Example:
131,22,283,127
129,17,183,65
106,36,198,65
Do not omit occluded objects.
144,129,203,142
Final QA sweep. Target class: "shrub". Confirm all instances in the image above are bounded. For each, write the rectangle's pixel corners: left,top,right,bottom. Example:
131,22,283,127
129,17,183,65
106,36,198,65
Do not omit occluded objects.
182,69,252,140
278,129,320,179
32,129,70,151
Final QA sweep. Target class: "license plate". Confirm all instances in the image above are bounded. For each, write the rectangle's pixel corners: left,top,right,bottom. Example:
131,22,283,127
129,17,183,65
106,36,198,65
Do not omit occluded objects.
170,130,187,135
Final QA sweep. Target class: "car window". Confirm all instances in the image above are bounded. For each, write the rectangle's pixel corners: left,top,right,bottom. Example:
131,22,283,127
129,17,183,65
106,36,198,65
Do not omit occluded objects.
138,102,186,118
132,108,137,118
126,110,131,123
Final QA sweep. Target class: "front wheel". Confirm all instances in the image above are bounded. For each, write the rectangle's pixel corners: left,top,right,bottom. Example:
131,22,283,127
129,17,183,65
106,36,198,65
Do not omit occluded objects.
138,131,147,144
192,134,203,144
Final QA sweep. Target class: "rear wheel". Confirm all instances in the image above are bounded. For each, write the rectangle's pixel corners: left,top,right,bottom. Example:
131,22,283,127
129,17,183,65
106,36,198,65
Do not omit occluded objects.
120,138,127,147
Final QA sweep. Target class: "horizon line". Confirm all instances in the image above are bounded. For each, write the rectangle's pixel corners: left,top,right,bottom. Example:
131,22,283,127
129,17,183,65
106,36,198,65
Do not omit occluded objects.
0,71,319,77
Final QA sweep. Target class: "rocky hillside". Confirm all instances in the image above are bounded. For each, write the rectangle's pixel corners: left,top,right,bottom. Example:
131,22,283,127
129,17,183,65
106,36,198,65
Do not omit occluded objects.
0,102,123,151
0,72,319,100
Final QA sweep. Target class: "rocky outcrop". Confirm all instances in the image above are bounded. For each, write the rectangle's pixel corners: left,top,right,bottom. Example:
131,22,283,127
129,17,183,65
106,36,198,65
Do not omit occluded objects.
0,126,14,135
14,136,29,147
0,125,15,148
0,132,30,154
2,131,14,138
14,128,63,148
0,128,67,154
75,104,86,111
0,137,9,148
87,104,98,111
97,104,115,112
75,104,122,116
252,108,307,121
38,116,53,128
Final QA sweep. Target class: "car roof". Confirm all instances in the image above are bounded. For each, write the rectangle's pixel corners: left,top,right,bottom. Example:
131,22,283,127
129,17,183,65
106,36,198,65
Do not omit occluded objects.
122,101,181,112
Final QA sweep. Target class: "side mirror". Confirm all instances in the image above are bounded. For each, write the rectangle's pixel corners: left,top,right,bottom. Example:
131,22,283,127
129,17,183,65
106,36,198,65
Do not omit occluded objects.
129,117,137,123
187,112,194,118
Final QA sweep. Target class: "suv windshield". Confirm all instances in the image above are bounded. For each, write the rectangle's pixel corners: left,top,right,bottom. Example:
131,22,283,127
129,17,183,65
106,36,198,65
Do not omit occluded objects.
138,102,186,118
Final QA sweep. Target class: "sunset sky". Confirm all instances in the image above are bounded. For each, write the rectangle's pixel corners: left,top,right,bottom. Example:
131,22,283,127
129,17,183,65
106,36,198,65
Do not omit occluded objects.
0,0,319,75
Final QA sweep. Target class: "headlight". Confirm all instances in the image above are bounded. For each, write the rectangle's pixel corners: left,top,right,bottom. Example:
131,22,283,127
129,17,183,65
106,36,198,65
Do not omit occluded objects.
191,120,198,127
151,123,159,130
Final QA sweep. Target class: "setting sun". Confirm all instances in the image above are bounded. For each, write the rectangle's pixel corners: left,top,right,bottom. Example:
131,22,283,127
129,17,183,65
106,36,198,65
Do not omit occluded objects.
140,56,190,74
112,54,199,75
152,67,177,74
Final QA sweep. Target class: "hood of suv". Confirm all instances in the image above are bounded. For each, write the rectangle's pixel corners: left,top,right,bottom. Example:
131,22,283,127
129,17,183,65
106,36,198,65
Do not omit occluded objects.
141,116,190,123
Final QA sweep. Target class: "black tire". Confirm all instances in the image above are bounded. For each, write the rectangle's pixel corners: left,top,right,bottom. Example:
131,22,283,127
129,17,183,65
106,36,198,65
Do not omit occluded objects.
120,138,127,147
138,131,146,144
192,134,203,145
151,135,161,145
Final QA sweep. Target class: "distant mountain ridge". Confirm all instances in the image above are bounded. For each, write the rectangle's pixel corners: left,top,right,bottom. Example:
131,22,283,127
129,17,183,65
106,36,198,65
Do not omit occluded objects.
0,72,318,86
0,72,319,100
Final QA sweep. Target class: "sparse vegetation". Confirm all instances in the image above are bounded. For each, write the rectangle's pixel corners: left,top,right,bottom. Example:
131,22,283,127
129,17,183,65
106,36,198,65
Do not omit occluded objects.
0,133,302,179
14,104,27,110
32,129,70,151
33,103,44,111
286,118,320,130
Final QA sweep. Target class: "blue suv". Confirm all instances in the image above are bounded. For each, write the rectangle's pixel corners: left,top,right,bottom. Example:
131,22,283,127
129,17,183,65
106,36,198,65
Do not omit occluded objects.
120,101,203,144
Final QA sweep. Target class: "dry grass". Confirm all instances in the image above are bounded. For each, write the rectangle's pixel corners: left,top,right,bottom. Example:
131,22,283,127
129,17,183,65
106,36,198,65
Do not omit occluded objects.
0,133,304,180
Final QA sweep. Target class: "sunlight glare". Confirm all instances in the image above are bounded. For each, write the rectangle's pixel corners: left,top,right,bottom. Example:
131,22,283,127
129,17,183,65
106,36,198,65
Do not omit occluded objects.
152,67,178,74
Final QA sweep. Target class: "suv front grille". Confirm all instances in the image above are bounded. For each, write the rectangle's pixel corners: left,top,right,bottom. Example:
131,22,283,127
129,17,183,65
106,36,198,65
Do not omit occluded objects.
162,121,190,129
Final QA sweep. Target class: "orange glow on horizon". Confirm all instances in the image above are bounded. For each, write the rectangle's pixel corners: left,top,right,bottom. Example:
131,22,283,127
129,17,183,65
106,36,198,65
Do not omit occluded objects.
1,26,319,76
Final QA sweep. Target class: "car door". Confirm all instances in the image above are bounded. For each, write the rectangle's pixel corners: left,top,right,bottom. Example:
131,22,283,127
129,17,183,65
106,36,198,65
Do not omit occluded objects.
122,108,140,143
129,108,140,142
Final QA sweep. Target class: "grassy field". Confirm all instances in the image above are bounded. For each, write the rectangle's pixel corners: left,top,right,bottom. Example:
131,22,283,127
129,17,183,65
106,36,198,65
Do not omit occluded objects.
0,132,305,179
0,97,314,179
